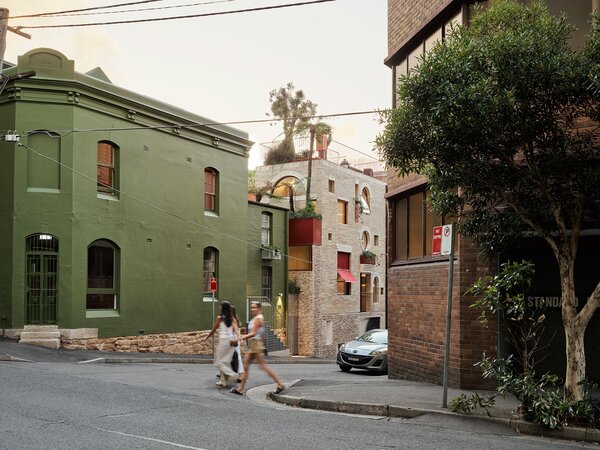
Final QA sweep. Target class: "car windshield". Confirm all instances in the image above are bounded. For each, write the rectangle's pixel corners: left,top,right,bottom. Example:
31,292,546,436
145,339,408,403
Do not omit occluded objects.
356,330,387,345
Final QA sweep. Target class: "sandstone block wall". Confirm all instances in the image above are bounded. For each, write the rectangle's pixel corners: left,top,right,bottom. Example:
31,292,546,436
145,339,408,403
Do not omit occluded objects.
61,330,214,355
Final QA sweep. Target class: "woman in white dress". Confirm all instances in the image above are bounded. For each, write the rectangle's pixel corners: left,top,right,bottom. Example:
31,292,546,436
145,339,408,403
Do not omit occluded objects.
205,301,239,387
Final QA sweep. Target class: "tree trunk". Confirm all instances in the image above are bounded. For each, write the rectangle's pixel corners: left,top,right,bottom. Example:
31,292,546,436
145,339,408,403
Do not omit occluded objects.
563,316,585,402
557,246,583,402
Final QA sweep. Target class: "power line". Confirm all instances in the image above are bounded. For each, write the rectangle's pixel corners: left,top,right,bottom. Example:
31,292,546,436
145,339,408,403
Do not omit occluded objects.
31,0,238,17
16,142,314,266
15,0,237,18
10,1,165,19
15,110,385,138
15,0,336,30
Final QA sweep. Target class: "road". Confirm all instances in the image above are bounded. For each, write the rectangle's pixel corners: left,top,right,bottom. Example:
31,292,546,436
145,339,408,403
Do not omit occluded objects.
0,360,595,449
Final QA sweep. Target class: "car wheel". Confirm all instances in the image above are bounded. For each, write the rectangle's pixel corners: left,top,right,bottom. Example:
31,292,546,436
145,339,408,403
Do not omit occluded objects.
339,364,352,372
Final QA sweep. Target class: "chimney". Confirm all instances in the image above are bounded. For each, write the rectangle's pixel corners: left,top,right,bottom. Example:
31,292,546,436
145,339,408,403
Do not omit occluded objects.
317,133,329,159
363,168,374,177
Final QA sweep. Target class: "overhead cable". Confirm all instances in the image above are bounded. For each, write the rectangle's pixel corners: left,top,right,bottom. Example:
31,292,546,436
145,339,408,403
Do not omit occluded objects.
10,0,164,19
17,110,385,138
17,142,313,265
15,0,336,29
15,0,237,18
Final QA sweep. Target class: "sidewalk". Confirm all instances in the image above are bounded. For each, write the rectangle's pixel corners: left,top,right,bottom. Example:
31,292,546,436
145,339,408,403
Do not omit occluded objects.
268,376,600,445
2,337,599,444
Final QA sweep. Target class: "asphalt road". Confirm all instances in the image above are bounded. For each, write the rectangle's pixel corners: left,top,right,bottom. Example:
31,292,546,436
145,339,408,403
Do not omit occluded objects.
0,360,595,449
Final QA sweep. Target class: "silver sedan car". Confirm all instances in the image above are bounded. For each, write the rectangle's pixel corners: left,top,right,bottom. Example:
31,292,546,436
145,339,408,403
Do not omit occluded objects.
336,329,388,373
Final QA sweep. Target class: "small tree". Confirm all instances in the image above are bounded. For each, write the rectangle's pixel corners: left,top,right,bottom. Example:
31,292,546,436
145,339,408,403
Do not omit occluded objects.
268,82,317,154
377,0,600,401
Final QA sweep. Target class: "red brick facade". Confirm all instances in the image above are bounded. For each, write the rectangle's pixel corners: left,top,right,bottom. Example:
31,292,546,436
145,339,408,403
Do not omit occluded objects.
386,187,497,388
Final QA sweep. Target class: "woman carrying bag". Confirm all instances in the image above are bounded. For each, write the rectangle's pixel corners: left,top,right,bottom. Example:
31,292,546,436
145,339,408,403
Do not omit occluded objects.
205,301,239,387
231,301,284,396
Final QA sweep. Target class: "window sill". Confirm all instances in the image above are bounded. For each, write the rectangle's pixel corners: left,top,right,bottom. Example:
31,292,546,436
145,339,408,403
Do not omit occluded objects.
97,193,119,201
390,255,455,267
27,188,60,194
204,211,219,218
86,309,120,318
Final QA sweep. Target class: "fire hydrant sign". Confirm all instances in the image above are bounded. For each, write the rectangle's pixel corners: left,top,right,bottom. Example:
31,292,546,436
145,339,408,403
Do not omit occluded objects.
432,224,453,256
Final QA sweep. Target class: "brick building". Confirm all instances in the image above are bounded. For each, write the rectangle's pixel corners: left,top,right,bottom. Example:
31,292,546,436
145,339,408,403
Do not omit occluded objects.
384,0,599,388
255,140,386,358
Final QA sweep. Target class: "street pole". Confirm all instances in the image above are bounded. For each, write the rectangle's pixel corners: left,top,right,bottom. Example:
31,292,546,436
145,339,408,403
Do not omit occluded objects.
211,289,215,359
442,225,455,408
305,126,315,205
0,8,8,75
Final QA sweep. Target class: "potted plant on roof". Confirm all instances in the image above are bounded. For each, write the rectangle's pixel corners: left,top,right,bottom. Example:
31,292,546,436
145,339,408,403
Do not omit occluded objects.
289,201,322,246
360,250,377,265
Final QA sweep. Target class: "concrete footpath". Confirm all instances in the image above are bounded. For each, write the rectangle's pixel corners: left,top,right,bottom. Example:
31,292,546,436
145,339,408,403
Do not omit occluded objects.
2,338,599,445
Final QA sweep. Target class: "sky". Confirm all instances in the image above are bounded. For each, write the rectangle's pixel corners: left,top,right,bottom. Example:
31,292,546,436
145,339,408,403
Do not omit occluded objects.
2,0,390,168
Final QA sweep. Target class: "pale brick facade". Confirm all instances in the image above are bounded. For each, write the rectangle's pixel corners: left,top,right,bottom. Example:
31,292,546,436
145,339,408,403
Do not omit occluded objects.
256,159,386,358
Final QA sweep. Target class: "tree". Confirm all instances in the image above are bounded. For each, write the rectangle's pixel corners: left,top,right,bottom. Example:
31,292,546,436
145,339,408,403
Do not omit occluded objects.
268,82,317,153
376,0,600,401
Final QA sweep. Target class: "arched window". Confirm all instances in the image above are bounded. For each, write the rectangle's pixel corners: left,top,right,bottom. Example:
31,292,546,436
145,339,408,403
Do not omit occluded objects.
272,176,305,198
203,247,218,295
87,240,119,309
360,187,371,215
97,141,119,196
25,234,59,324
204,168,219,213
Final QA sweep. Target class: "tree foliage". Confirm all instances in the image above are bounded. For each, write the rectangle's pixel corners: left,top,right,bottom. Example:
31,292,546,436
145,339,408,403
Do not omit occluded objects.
268,82,317,153
377,0,600,401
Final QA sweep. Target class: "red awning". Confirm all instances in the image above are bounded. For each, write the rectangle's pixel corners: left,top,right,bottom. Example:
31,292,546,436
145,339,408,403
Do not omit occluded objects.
337,269,357,283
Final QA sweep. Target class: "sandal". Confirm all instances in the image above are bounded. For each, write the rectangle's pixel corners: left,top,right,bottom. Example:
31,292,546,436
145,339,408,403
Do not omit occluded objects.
230,387,243,396
275,385,285,394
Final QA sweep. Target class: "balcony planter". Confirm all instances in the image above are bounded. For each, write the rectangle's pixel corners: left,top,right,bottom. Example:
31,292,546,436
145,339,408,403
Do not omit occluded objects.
360,251,377,265
261,247,282,260
289,217,322,246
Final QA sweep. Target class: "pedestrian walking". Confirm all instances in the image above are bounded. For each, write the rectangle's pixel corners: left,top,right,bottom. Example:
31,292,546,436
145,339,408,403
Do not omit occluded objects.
231,301,285,396
205,301,239,387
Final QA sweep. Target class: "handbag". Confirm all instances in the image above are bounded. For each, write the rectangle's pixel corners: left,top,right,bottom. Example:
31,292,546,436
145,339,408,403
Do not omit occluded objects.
231,348,239,373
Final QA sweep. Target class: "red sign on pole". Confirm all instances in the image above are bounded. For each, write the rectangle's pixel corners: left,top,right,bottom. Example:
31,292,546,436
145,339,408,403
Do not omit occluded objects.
432,226,443,256
209,277,217,292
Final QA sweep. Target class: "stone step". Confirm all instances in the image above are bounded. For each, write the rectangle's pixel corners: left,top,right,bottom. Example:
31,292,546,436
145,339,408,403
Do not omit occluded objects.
23,325,59,332
19,331,61,340
19,338,60,350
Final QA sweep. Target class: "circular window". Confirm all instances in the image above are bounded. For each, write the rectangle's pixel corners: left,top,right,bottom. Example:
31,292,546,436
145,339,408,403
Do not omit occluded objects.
361,231,369,250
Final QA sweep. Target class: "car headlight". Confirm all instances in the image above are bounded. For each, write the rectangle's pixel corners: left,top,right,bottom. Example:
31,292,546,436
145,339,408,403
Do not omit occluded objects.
370,349,387,356
339,344,346,352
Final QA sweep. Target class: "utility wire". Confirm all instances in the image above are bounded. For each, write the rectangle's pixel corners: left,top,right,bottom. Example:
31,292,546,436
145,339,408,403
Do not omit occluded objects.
17,0,237,18
15,0,336,30
16,142,314,266
10,1,165,19
14,110,385,138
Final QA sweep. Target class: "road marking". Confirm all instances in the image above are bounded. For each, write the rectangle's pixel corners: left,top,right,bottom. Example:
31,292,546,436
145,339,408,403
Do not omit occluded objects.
78,358,105,364
97,428,207,449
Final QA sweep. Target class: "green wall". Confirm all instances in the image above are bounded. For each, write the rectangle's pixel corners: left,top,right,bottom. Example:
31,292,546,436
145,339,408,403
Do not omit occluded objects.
246,201,288,320
0,48,251,336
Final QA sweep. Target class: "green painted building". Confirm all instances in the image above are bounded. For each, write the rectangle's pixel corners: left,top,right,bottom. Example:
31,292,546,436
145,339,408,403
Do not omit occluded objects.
0,48,254,339
246,201,288,348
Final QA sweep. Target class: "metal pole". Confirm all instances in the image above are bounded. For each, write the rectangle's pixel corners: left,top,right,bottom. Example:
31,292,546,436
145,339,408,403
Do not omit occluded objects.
442,225,455,408
211,290,215,359
0,8,8,76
